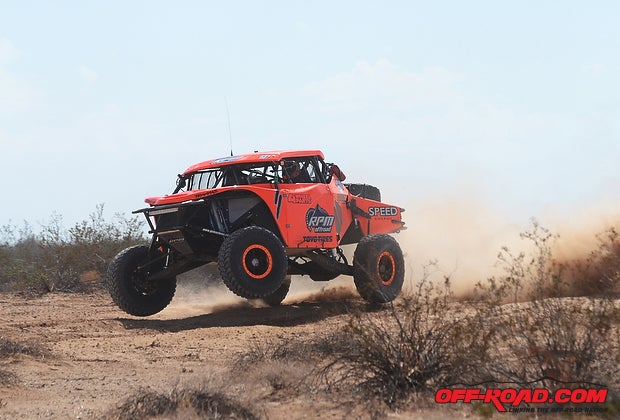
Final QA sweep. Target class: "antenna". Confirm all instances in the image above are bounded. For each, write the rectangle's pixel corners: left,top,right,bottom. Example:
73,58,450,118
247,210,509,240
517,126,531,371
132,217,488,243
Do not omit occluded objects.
225,97,233,156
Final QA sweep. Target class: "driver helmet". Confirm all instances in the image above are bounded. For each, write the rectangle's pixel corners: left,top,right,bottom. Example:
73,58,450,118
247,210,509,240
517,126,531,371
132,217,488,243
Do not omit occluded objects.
284,161,301,180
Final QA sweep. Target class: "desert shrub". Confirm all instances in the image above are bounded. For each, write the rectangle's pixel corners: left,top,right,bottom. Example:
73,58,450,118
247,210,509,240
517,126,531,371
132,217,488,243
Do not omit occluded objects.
0,337,44,358
234,336,333,401
0,337,46,386
319,221,619,412
106,387,258,420
563,227,620,297
475,220,620,396
318,266,494,408
0,204,146,293
0,222,46,291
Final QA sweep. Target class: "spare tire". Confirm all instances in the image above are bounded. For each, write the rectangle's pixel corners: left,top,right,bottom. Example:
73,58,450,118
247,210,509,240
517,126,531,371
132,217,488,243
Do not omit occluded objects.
345,183,381,202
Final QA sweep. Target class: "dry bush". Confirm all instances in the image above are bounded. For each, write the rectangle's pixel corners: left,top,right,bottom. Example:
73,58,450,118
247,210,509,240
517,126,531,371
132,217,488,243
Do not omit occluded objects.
105,387,258,420
234,338,325,400
316,221,619,413
0,222,46,291
317,266,494,408
474,220,620,407
562,227,620,297
0,336,45,358
0,370,18,387
0,204,145,293
0,337,46,386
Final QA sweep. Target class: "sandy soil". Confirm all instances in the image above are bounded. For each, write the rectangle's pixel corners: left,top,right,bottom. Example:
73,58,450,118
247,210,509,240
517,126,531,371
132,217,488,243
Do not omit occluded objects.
0,278,458,419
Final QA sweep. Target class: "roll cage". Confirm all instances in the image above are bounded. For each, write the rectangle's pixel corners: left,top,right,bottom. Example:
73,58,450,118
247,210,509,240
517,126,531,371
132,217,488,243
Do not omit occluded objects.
173,156,330,194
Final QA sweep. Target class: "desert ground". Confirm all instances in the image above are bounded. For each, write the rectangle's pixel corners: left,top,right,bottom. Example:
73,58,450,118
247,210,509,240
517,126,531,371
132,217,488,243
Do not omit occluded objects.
0,276,460,419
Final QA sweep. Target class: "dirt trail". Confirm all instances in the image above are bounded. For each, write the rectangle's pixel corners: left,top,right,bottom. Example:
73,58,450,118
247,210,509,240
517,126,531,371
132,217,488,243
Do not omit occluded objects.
0,282,445,419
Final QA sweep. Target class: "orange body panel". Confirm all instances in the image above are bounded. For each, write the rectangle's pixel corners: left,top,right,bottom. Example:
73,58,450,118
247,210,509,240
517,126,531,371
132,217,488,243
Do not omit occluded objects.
142,150,404,250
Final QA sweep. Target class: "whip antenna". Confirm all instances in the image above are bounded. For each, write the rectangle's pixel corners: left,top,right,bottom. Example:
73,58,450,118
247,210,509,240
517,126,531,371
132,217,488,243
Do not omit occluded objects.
225,97,233,156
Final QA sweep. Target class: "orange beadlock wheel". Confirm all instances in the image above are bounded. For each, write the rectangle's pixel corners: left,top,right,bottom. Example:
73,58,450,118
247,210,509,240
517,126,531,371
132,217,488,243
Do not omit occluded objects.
218,226,288,299
353,234,405,304
377,251,396,286
242,244,274,280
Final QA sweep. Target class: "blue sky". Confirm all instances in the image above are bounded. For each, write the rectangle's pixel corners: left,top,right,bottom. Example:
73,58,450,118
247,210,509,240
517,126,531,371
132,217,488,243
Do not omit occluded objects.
1,1,619,230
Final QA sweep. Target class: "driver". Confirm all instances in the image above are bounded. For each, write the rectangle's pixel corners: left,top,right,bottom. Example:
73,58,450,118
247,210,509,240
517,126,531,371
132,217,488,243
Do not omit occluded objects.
283,161,301,182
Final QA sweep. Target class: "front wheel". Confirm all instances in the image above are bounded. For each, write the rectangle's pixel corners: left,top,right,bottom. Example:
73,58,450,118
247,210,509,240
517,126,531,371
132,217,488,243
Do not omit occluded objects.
107,245,177,316
218,226,288,299
353,235,405,303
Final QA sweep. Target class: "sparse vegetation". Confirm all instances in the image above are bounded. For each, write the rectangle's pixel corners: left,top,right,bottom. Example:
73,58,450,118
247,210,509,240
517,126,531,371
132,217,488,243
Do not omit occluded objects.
0,204,146,293
318,268,493,409
473,221,620,414
105,387,258,420
0,337,44,358
232,221,620,416
1,209,619,417
0,337,46,386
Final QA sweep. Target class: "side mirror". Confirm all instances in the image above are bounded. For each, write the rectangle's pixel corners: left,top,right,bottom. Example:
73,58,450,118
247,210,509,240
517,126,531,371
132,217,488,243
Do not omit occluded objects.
331,164,346,182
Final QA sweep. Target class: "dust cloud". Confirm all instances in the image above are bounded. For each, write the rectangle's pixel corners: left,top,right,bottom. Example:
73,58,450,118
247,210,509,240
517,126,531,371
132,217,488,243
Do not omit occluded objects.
400,195,619,296
545,204,620,264
399,194,525,295
162,268,359,318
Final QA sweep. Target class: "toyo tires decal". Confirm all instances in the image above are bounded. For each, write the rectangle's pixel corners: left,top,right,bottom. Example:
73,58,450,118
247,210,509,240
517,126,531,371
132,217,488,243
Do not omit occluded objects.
377,251,396,286
242,244,274,279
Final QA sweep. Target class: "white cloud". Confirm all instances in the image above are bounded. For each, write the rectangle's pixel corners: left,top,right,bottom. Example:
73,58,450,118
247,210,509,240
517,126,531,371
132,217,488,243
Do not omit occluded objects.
78,65,99,83
0,37,20,63
304,59,463,110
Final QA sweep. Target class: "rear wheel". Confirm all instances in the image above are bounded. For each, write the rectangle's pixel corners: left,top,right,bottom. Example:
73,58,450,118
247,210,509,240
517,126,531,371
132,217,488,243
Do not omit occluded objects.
219,226,288,299
107,245,176,316
353,235,404,303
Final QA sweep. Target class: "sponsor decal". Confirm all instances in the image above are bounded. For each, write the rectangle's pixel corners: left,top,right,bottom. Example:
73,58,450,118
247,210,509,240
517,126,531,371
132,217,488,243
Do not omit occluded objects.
435,387,608,413
306,205,335,233
288,193,312,204
211,156,242,164
303,235,333,243
258,154,276,159
194,190,218,199
368,206,399,217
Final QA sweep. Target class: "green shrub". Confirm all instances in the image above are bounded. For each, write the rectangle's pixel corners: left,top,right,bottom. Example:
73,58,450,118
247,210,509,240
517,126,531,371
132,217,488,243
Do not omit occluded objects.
0,204,146,293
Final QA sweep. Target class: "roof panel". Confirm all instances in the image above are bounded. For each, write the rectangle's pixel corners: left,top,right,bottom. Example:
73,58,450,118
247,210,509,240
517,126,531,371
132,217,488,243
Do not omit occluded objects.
183,149,325,174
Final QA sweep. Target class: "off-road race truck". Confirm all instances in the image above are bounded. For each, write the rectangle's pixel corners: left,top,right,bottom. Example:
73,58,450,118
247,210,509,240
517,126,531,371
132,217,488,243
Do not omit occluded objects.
107,150,406,316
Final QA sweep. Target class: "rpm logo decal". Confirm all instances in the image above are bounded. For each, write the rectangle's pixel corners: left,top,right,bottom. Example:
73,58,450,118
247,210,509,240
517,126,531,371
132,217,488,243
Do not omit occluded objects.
306,205,335,233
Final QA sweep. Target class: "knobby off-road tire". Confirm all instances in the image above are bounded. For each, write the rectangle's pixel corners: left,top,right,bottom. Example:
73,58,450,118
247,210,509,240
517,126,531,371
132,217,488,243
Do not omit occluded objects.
260,275,291,306
218,226,288,299
353,234,405,303
345,183,381,202
107,245,177,316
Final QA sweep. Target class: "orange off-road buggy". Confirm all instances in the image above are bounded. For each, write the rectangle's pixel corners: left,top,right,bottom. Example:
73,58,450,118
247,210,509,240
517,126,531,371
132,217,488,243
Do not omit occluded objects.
107,150,406,316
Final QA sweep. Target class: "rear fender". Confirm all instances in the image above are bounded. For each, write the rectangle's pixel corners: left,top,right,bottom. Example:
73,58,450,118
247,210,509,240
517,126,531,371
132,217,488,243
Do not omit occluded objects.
347,197,405,236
